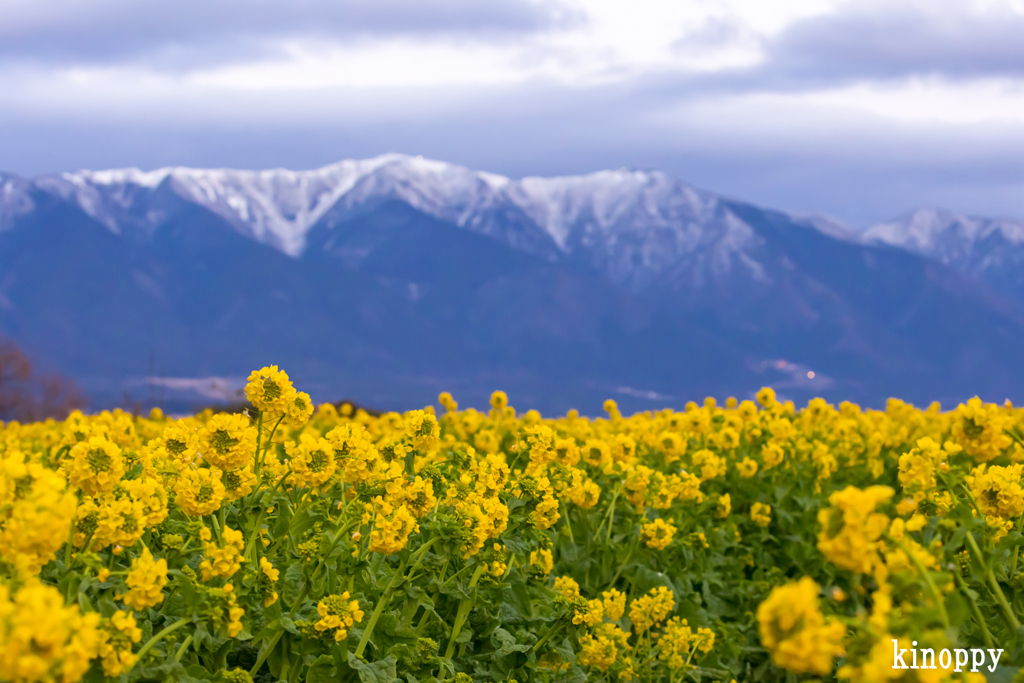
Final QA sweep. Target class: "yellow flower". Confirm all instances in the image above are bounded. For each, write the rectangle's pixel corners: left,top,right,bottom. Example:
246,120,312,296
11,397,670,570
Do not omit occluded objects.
173,467,226,517
490,391,508,410
403,409,440,451
641,518,677,550
578,631,619,671
717,493,731,518
737,457,758,478
67,436,124,496
762,442,785,469
816,485,893,573
0,581,102,683
198,413,256,471
438,391,458,412
751,502,772,527
553,576,580,600
159,421,200,469
951,396,1012,461
286,434,337,489
259,556,280,607
655,431,686,462
367,500,419,555
199,526,245,581
98,610,142,677
756,387,777,407
659,618,716,670
0,453,78,574
602,588,626,620
286,391,315,426
967,463,1024,519
529,548,553,576
245,366,297,415
221,466,257,501
757,577,845,675
314,592,364,641
582,440,611,467
395,476,437,519
124,547,168,611
629,586,675,633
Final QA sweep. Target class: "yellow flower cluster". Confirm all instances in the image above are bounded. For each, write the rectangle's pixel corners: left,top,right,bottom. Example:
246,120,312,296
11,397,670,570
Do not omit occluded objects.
314,592,364,641
245,366,313,423
641,518,677,550
757,577,845,675
199,526,245,581
628,586,675,634
2,365,1023,683
817,485,893,574
658,617,715,671
97,610,141,677
0,581,101,683
123,547,168,611
750,502,771,527
0,452,77,574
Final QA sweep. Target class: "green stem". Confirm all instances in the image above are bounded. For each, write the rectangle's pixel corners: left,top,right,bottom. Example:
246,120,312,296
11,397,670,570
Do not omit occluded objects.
174,635,193,662
893,538,950,629
562,508,575,543
64,519,75,567
600,486,621,544
259,415,287,470
607,535,639,589
244,467,293,561
355,557,411,658
1010,515,1024,578
965,531,1021,631
288,584,310,619
253,410,264,477
531,620,566,653
442,563,487,661
133,618,190,666
954,570,995,650
250,631,283,676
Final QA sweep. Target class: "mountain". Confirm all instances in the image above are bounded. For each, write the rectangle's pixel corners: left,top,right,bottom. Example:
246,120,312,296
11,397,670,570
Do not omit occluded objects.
863,208,1024,306
2,155,1023,413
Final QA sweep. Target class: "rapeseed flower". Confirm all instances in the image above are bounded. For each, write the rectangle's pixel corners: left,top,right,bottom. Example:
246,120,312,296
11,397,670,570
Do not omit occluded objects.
124,547,168,611
314,592,363,641
757,577,845,675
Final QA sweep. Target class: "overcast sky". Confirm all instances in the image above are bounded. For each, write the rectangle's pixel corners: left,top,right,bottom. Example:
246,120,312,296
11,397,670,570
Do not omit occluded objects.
2,0,1024,225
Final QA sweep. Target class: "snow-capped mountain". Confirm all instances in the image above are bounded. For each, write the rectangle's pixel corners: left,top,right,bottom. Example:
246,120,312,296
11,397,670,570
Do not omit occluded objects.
1,155,1023,412
24,154,854,293
863,208,1024,304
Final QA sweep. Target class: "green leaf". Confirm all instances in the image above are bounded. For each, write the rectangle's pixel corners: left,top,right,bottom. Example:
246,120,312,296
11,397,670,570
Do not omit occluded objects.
290,508,319,539
283,563,307,605
280,617,301,636
945,590,969,627
346,652,399,683
305,654,335,683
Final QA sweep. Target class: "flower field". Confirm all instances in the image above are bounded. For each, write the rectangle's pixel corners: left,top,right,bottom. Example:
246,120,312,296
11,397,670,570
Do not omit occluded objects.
2,367,1023,682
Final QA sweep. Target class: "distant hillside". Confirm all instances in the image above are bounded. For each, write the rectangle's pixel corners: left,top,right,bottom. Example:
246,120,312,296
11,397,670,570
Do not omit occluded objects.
2,155,1023,413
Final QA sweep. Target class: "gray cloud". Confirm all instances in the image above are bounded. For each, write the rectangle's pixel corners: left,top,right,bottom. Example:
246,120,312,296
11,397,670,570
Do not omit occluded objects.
3,77,1024,228
0,0,580,69
763,0,1024,83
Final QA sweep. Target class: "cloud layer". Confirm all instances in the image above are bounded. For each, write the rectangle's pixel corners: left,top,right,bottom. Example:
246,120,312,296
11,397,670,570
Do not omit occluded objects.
2,0,1024,226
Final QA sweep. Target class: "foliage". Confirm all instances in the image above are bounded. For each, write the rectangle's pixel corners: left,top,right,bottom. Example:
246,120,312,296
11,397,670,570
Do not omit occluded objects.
1,372,1023,682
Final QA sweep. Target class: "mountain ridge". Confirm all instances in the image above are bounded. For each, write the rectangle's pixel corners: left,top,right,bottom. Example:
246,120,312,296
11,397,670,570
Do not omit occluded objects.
2,155,1024,413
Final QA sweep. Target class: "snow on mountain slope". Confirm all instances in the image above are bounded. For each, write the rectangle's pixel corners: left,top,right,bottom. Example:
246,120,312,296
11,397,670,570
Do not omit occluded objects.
6,154,861,291
0,173,34,232
505,169,766,289
863,208,1024,264
39,154,513,256
862,208,1024,304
